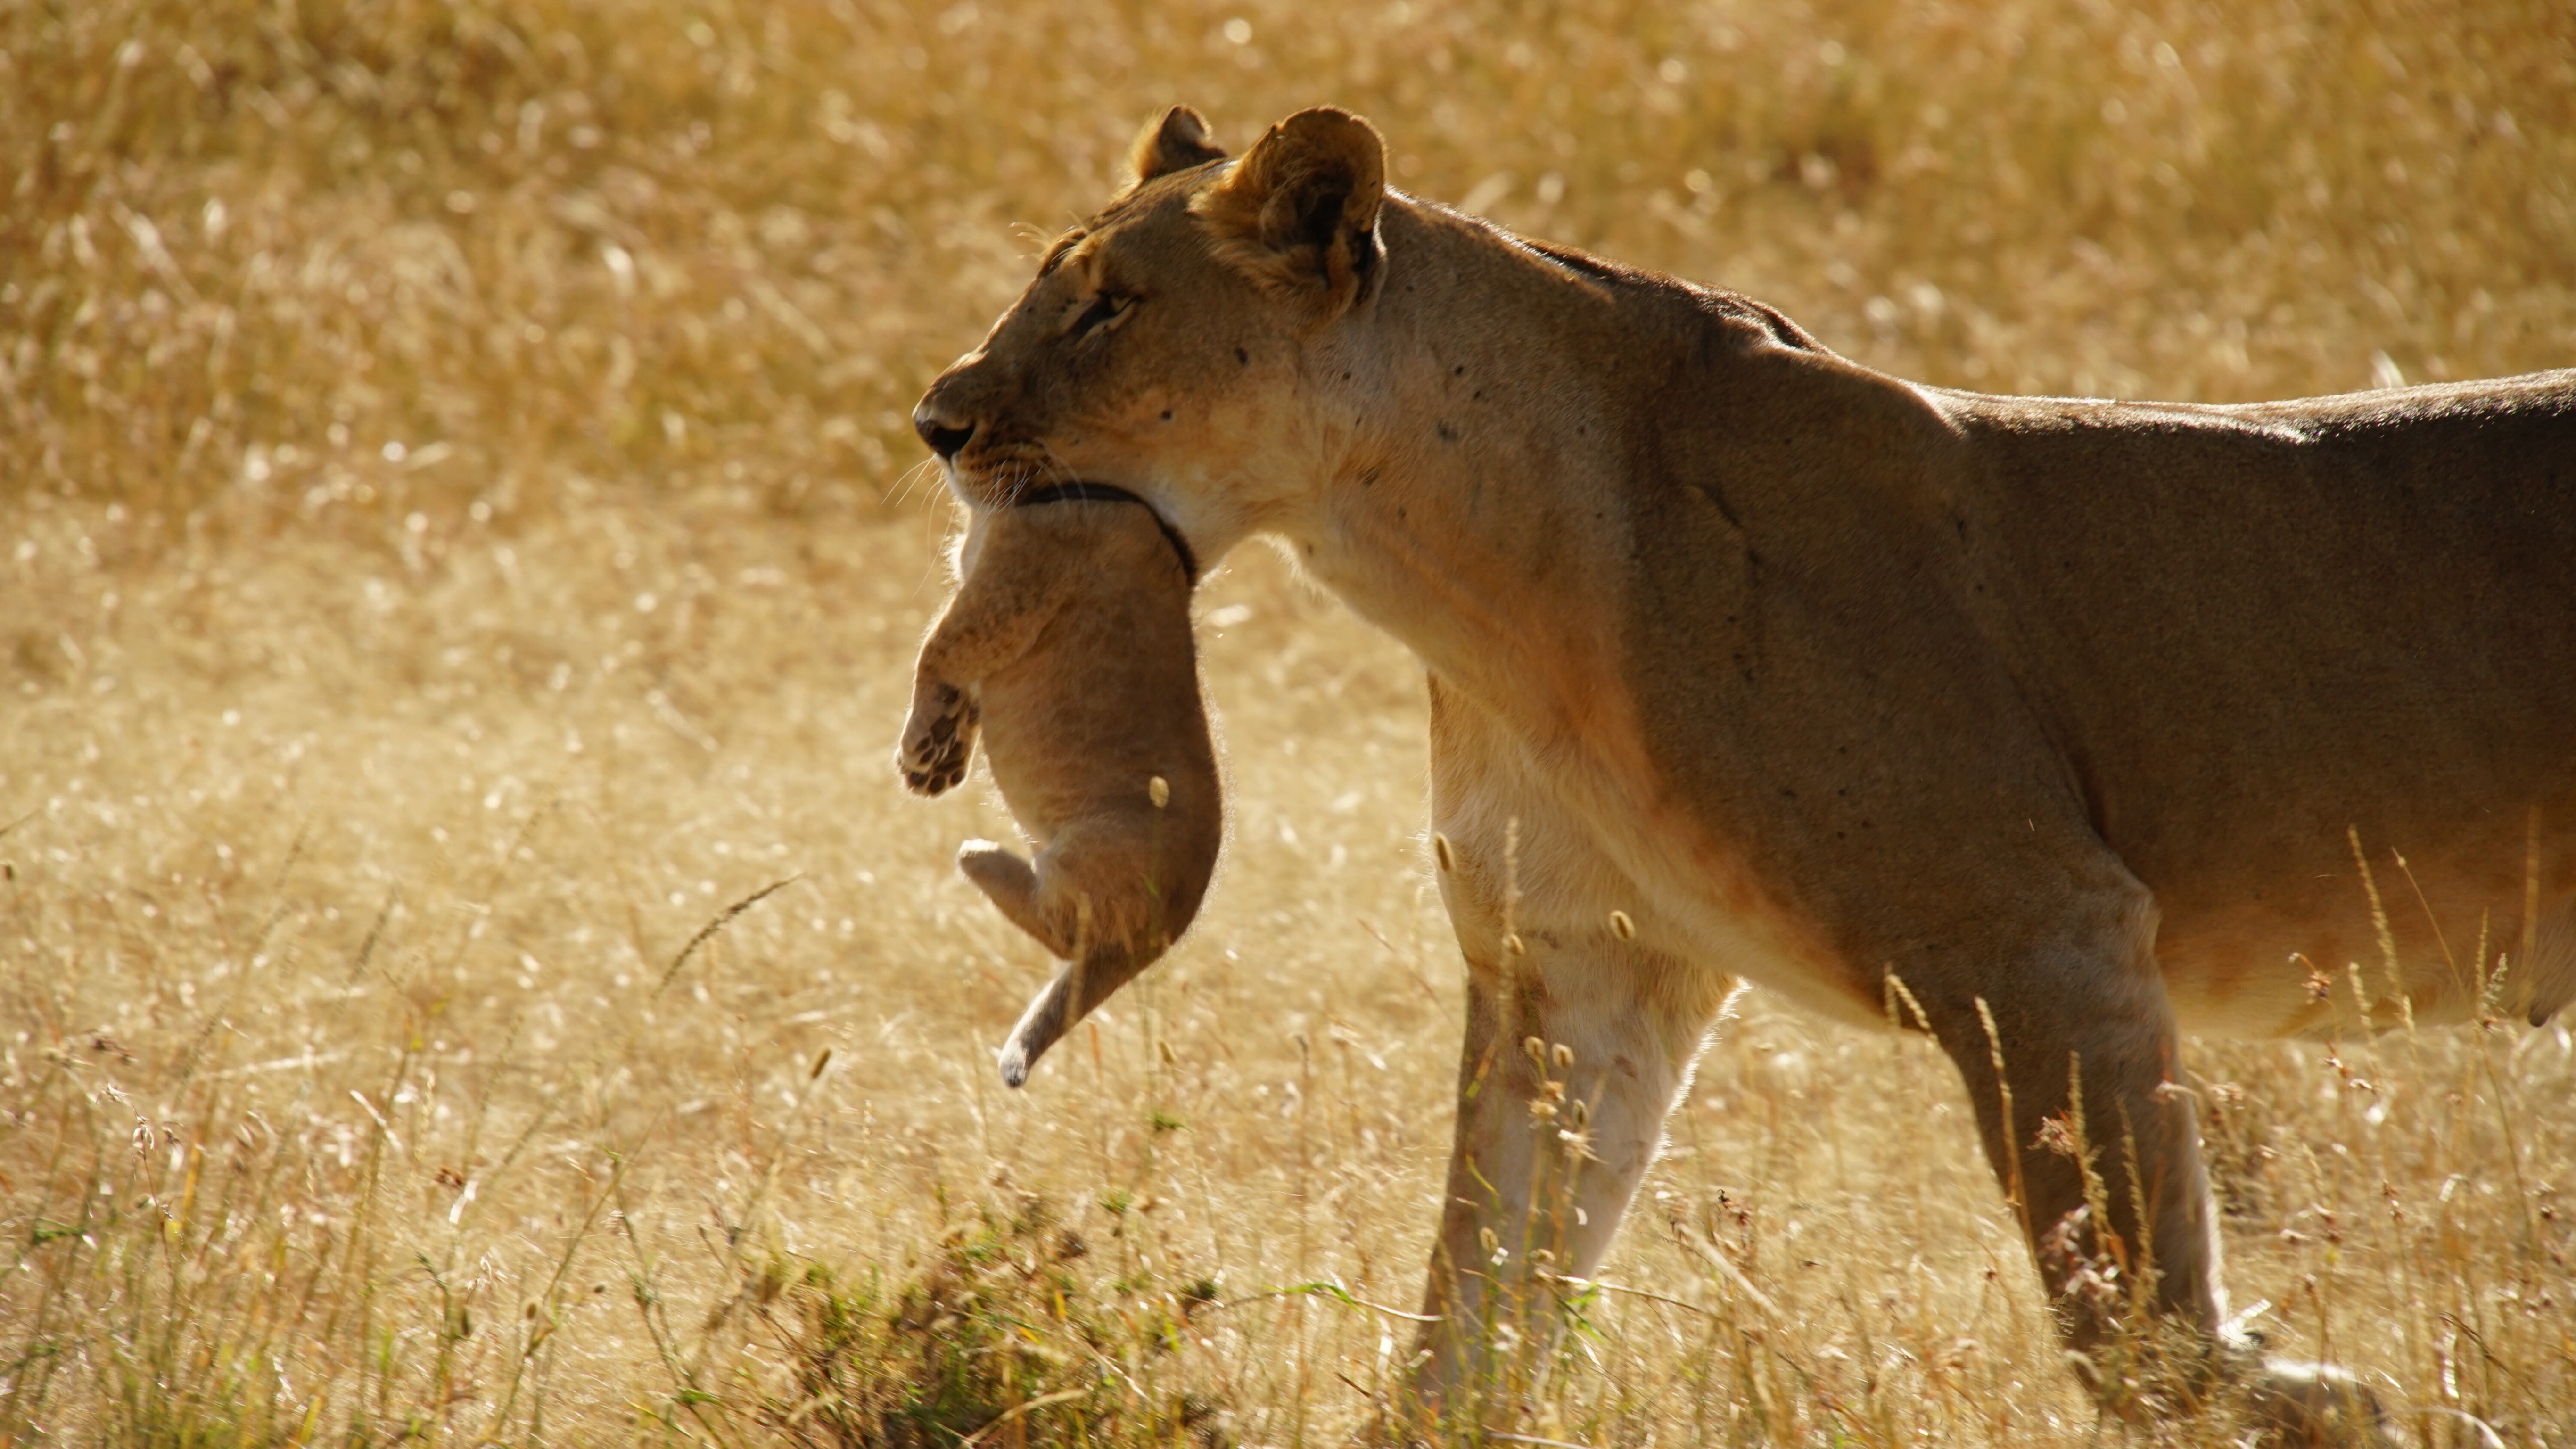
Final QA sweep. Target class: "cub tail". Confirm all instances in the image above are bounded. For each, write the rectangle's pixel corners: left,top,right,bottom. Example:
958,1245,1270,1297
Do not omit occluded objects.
995,939,1151,1087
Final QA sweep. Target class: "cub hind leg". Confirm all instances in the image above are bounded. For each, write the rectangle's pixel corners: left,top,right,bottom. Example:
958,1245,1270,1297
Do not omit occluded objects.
957,840,1072,955
961,825,1159,1086
961,821,1162,955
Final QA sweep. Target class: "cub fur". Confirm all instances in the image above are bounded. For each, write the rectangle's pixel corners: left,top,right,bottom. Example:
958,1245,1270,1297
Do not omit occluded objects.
897,497,1221,1086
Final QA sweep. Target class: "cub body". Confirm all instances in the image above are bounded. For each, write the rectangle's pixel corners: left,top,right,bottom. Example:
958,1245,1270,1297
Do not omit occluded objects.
897,497,1220,1085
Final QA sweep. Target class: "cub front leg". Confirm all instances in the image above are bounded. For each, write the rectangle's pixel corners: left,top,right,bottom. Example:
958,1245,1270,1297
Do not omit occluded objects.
893,510,1062,796
897,677,980,795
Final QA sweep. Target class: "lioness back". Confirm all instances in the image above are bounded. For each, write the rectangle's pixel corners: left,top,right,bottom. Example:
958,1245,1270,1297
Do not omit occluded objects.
1930,373,2576,1035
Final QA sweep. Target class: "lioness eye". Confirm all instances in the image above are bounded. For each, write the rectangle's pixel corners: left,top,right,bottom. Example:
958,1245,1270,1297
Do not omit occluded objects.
1071,292,1131,338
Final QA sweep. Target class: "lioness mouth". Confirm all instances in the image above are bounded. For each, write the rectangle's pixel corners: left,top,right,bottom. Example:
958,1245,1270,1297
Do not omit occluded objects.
1011,481,1200,585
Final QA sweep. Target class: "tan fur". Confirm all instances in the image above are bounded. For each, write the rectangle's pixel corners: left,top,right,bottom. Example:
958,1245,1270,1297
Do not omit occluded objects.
896,499,1221,1087
1128,104,1226,186
910,104,2576,1441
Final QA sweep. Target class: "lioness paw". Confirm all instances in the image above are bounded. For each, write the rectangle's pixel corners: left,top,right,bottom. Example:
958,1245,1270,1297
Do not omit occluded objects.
2238,1361,2398,1449
897,684,980,795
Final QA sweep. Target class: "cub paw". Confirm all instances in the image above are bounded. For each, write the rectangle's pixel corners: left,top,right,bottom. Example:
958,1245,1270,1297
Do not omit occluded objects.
896,684,980,796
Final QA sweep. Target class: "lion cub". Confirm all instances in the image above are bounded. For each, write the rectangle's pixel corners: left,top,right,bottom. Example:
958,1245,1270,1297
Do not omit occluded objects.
896,497,1220,1087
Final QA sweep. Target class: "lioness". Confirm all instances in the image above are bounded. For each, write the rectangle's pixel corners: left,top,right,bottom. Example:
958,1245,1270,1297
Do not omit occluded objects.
909,102,2576,1441
897,492,1222,1087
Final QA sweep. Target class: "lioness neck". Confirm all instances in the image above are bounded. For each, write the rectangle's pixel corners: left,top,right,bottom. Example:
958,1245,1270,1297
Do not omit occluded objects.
1281,198,1773,742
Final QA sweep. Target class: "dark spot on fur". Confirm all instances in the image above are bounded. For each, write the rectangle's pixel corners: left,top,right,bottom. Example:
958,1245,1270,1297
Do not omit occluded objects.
1453,364,1465,376
1437,421,1460,441
1235,347,1249,365
1160,409,1173,421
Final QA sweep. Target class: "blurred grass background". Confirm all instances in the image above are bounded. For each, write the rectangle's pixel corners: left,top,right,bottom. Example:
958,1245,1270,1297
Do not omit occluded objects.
3,0,2574,1445
5,0,2570,530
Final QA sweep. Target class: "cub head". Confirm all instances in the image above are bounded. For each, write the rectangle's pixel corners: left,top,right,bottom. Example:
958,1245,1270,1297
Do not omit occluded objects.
911,105,1388,561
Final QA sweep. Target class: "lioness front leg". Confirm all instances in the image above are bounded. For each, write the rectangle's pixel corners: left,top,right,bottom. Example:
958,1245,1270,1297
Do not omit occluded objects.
1409,933,1725,1424
1401,792,1736,1427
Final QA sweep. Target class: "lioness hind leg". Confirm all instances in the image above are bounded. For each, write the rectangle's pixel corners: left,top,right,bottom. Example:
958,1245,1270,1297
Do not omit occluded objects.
1918,879,2392,1444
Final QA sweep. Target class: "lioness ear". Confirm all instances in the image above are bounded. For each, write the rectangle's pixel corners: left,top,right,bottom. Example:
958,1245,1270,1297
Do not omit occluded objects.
1129,106,1226,184
1193,107,1387,314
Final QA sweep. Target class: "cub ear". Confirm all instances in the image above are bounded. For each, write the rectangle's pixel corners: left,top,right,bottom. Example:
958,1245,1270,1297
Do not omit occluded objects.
1193,107,1387,314
1129,105,1226,184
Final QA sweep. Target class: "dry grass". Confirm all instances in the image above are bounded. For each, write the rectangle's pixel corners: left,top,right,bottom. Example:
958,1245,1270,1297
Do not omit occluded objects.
4,0,2574,1444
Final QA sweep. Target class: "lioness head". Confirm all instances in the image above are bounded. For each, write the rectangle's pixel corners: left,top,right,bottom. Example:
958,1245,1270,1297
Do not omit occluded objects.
913,106,1387,561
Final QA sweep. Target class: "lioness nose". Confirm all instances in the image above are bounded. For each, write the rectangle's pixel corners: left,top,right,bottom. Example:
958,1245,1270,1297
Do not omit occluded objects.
913,405,976,462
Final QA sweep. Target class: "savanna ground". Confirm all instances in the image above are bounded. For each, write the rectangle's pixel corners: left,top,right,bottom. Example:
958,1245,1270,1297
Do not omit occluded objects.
4,0,2574,1443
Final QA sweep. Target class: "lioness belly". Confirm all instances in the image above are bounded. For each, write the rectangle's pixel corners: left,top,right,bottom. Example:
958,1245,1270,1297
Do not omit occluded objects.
2155,806,2576,1039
